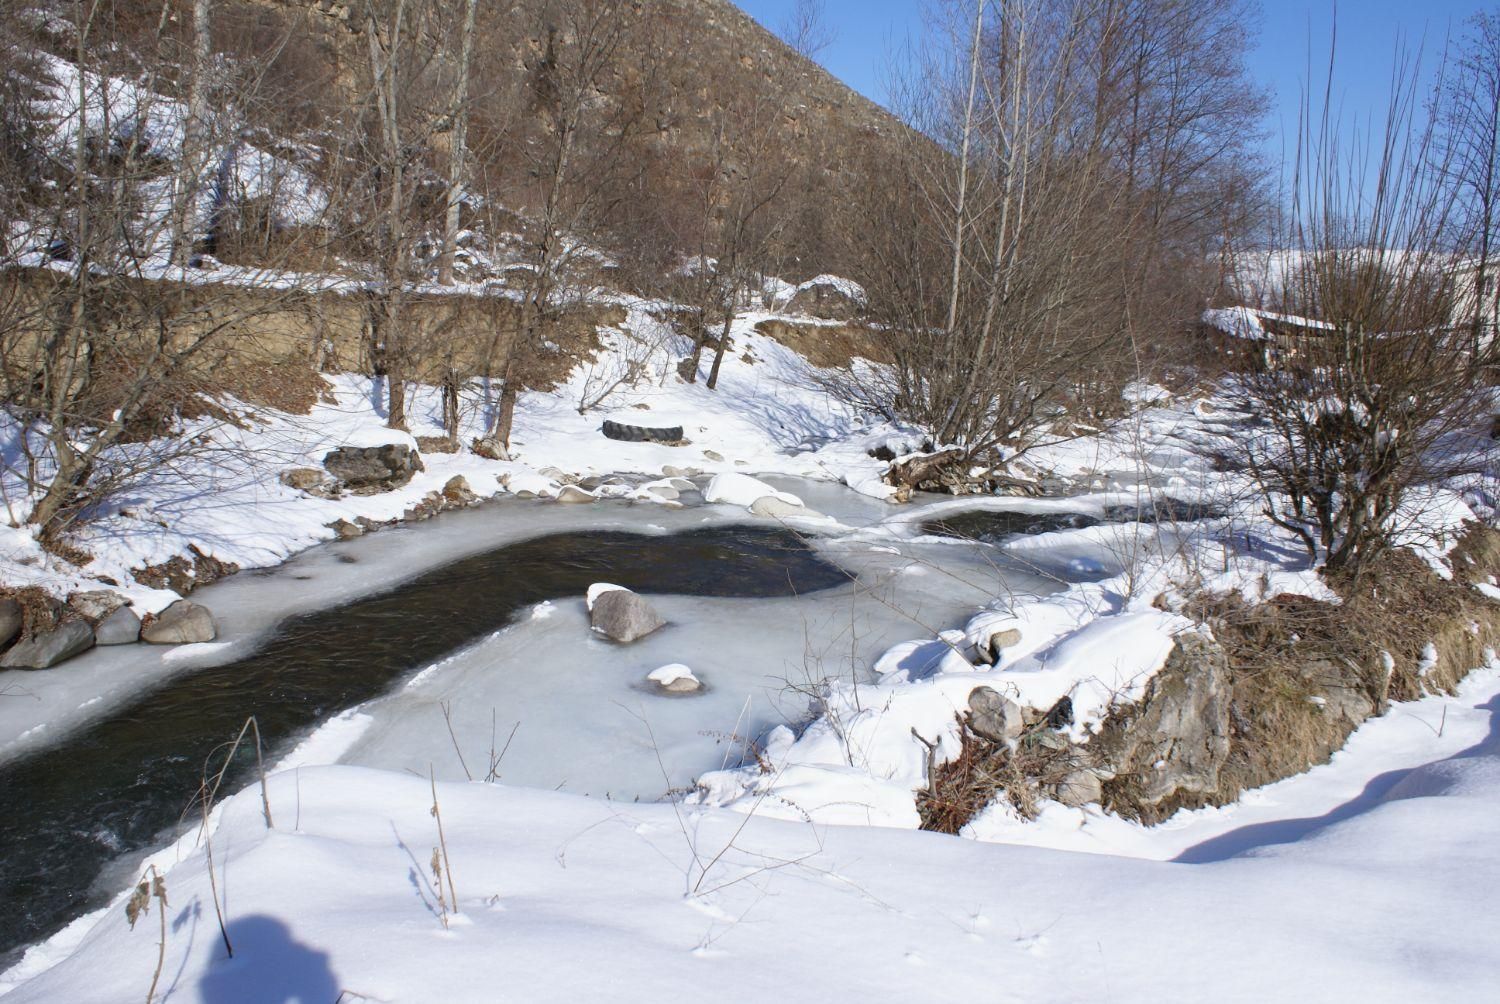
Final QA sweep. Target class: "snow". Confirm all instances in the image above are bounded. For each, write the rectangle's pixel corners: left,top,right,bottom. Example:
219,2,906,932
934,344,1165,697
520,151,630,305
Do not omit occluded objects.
338,426,419,450
2,232,1499,998
586,582,629,611
648,664,699,687
703,472,802,510
4,667,1497,1002
1201,305,1336,341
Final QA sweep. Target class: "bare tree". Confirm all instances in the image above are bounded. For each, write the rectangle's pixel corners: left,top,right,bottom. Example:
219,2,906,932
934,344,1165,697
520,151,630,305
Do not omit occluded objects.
334,0,455,431
672,89,796,390
169,0,213,267
1434,11,1500,345
779,0,837,59
1234,41,1490,577
848,1,1136,469
486,0,648,449
837,0,1269,482
1,0,338,539
436,0,479,286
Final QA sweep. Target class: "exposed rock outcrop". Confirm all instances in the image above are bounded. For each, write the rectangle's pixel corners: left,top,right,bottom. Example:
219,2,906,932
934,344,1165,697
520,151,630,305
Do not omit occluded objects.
786,275,867,320
1094,631,1232,818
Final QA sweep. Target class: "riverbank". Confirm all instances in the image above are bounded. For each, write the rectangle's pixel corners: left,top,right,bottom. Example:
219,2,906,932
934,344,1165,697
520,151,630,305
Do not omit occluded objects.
5,665,1497,1002
3,310,1499,999
0,309,903,612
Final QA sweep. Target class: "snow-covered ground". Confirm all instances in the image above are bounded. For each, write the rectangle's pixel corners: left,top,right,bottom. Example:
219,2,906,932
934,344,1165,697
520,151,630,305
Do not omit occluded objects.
4,293,1500,998
4,667,1497,1002
0,306,899,612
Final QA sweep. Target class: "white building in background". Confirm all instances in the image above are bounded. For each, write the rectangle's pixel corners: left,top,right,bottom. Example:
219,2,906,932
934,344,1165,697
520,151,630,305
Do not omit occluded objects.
1448,256,1500,337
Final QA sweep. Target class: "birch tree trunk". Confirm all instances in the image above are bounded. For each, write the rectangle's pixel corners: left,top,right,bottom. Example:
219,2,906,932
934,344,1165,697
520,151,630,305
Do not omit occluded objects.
171,0,212,266
437,0,478,286
944,0,985,335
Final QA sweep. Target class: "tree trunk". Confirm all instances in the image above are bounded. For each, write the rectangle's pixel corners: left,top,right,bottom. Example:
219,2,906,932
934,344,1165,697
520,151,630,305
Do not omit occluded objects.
705,310,734,390
438,0,478,285
172,0,212,266
442,365,461,443
944,0,985,334
495,374,519,448
684,312,708,383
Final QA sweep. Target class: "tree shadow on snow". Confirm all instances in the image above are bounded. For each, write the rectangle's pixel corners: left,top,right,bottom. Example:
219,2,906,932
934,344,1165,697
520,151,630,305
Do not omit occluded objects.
197,915,340,1004
1174,693,1499,864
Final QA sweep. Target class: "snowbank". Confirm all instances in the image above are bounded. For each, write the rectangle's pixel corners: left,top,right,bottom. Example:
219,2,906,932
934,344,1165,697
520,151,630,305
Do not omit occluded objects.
703,472,802,509
6,666,1499,1002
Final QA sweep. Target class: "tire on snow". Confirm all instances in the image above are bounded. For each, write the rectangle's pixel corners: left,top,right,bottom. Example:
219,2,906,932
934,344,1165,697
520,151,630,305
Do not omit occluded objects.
601,420,684,444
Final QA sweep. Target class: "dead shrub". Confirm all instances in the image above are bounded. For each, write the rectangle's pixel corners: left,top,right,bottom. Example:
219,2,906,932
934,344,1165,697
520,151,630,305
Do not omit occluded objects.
1184,526,1500,801
917,716,1080,834
0,586,64,641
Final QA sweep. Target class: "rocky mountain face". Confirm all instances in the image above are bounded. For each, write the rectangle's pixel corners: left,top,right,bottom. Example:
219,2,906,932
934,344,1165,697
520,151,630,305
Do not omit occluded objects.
251,0,910,276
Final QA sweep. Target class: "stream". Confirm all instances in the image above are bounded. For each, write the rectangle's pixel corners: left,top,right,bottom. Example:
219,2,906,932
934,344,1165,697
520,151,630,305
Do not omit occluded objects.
0,486,1088,964
0,525,849,961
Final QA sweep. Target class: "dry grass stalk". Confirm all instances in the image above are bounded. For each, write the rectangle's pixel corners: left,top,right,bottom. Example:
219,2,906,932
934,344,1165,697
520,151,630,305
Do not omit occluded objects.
125,863,168,1004
429,766,459,926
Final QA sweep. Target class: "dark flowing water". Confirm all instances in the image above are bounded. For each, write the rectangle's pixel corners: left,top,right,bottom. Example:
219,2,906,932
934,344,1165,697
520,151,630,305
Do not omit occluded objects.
0,525,848,962
922,498,1224,544
922,510,1101,542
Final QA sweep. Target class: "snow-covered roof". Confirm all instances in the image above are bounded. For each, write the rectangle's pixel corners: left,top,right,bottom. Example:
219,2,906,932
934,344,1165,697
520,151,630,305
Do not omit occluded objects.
1202,306,1335,342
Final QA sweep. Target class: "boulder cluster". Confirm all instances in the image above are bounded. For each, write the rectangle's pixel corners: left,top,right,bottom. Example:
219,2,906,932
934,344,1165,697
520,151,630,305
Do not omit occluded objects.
0,591,218,671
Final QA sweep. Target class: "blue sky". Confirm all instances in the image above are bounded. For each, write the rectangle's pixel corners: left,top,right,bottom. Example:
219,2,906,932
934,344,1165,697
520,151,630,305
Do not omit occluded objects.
735,0,1493,165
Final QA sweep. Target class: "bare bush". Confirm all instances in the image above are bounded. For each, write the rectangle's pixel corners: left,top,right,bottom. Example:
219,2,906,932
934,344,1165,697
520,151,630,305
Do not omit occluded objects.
1234,43,1493,576
840,0,1269,473
0,1,339,540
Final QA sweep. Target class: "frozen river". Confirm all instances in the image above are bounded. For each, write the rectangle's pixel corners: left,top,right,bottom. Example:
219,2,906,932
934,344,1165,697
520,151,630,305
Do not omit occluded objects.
0,479,1088,960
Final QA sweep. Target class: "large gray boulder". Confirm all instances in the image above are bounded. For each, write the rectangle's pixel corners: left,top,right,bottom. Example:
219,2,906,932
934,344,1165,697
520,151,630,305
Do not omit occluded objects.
322,444,424,494
589,589,665,644
95,605,143,646
0,598,21,650
1095,631,1231,814
142,601,218,645
1,619,95,669
785,275,867,321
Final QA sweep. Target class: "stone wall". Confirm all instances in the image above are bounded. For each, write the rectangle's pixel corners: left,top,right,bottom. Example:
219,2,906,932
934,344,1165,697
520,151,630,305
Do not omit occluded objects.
1,268,625,413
